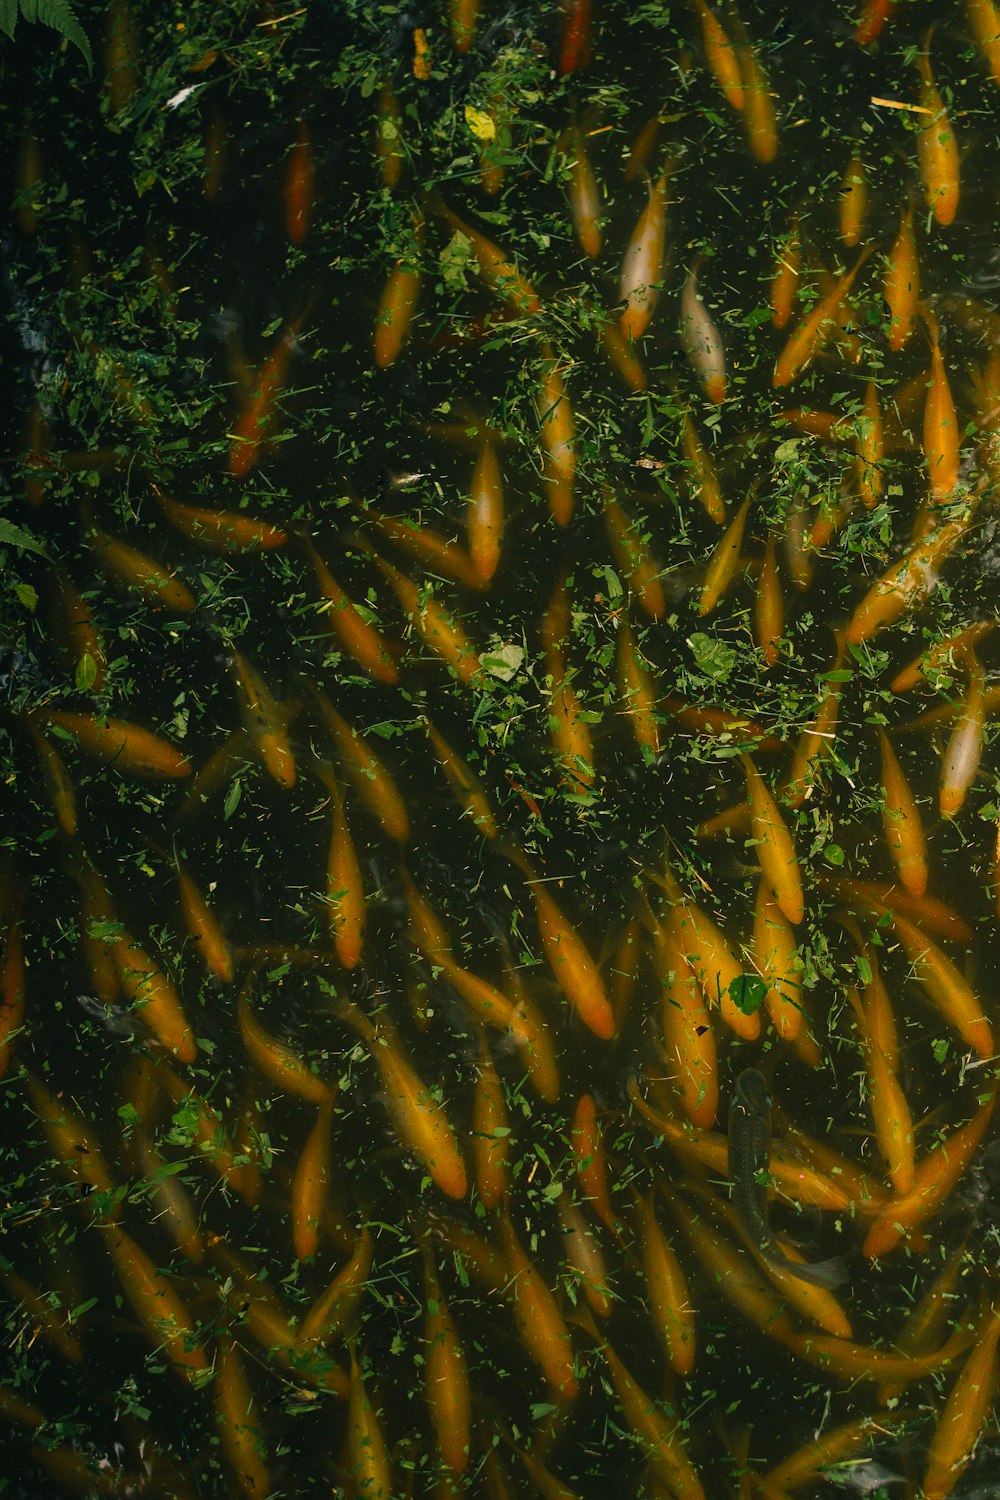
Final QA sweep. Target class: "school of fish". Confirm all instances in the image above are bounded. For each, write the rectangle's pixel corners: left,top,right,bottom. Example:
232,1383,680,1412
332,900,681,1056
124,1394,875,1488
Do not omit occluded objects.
5,0,1000,1496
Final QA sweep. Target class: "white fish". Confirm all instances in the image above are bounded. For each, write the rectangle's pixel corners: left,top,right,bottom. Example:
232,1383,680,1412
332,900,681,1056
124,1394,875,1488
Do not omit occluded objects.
679,255,727,403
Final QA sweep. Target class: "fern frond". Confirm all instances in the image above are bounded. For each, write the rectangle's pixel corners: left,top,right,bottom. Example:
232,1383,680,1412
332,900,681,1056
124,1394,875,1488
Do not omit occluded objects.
17,0,92,68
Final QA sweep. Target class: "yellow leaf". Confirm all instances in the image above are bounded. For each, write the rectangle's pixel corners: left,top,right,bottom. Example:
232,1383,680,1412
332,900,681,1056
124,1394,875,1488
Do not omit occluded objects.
464,105,496,142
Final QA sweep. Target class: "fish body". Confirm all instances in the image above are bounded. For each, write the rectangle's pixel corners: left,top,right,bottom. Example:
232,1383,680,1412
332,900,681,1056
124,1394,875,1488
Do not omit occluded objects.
729,1069,846,1288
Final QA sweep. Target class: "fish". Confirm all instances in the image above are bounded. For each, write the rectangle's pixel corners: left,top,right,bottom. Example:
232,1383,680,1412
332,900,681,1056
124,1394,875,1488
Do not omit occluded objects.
499,1203,579,1398
374,207,424,369
922,1297,1000,1500
337,999,467,1200
291,1093,336,1261
728,1069,847,1288
297,532,399,685
215,1336,272,1497
742,753,803,924
429,193,541,315
298,1225,373,1349
839,152,867,247
153,486,288,553
420,1240,472,1477
877,729,929,896
966,0,1000,85
229,644,296,789
237,983,333,1106
693,0,744,111
773,248,872,386
916,41,960,227
652,911,719,1128
846,983,914,1196
633,1186,695,1374
566,125,602,258
679,256,727,403
103,1228,210,1384
558,1195,613,1320
314,761,366,970
503,844,615,1040
471,1036,511,1211
770,211,801,329
375,80,404,190
754,537,783,665
284,117,313,245
349,1349,394,1499
85,518,196,613
939,649,986,817
228,305,310,478
536,340,577,526
698,496,750,615
618,167,670,342
885,203,919,351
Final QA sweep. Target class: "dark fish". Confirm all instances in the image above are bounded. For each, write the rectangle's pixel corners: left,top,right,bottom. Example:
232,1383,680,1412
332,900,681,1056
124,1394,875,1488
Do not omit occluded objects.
728,1068,847,1290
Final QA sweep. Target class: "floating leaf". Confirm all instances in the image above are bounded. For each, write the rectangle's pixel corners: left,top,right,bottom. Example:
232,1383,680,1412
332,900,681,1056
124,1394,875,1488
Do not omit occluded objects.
223,779,242,820
0,517,48,557
729,974,767,1017
75,652,97,692
688,631,736,682
464,104,496,141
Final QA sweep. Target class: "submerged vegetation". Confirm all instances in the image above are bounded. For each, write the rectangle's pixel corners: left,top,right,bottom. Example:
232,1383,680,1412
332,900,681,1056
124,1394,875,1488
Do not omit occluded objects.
3,0,1000,1495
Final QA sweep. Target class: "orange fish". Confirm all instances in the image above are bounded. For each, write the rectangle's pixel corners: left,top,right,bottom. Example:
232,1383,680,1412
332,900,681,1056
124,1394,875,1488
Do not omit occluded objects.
916,42,960,226
773,249,871,386
877,730,928,896
374,208,424,369
693,0,744,111
839,153,867,246
86,520,195,613
430,194,540,315
153,486,287,553
742,754,803,924
499,1204,579,1398
770,212,801,329
652,913,719,1126
291,1094,336,1262
284,118,314,245
472,1037,511,1211
31,710,190,781
940,650,985,817
864,1088,995,1258
229,306,309,478
104,1228,209,1384
885,203,919,351
314,762,366,969
311,688,410,842
619,168,670,343
297,533,399,685
339,1000,467,1200
922,1295,1000,1500
536,340,577,526
420,1241,472,1476
229,645,296,789
505,846,615,1040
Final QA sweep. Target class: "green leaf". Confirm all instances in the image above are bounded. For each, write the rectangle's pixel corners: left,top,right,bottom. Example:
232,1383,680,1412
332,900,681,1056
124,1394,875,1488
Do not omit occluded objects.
688,631,736,682
824,844,845,867
18,0,92,68
0,516,48,557
75,652,97,692
0,0,17,39
14,582,37,611
223,779,242,820
729,974,767,1017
